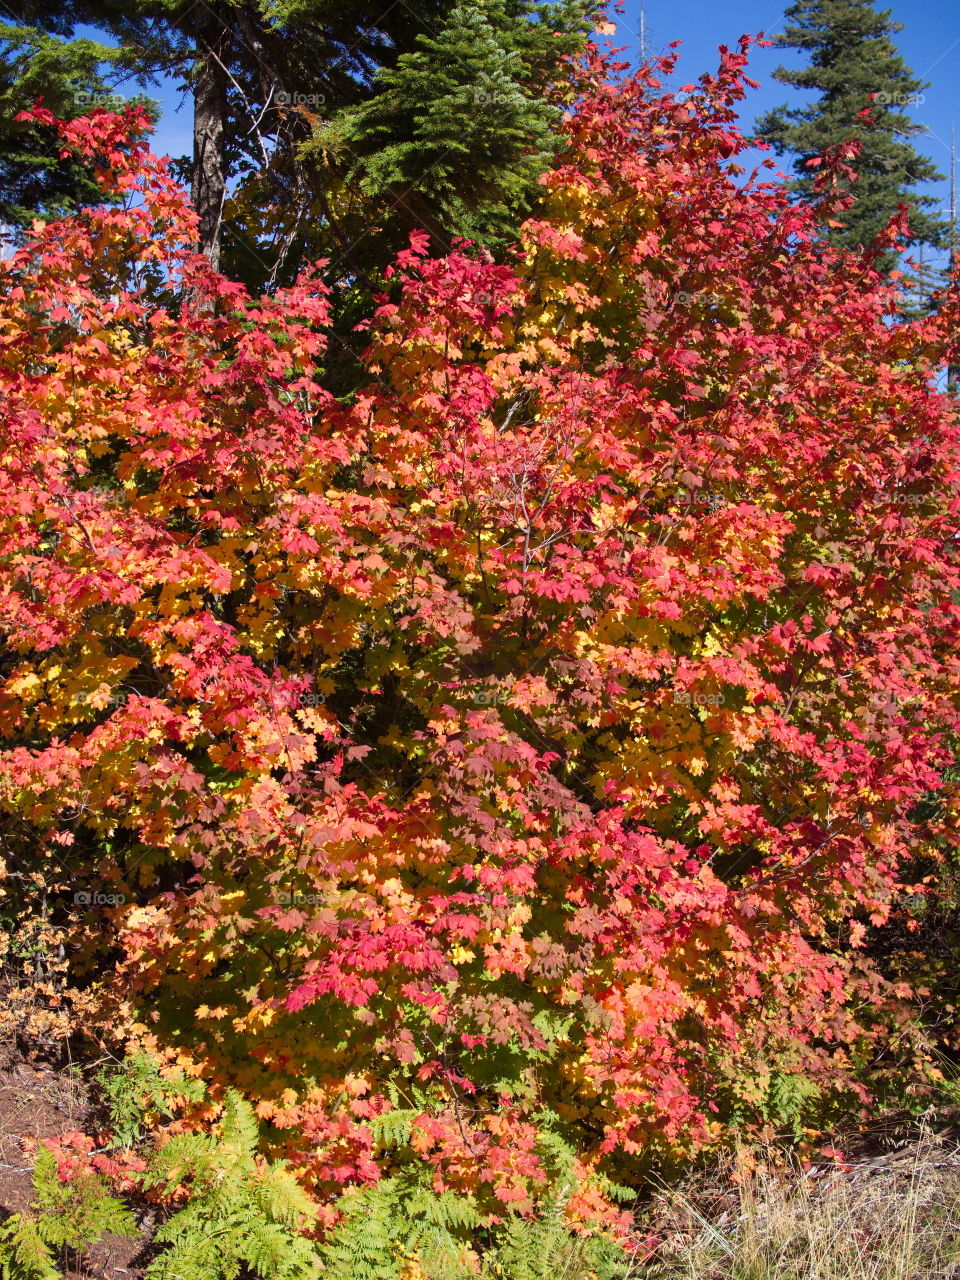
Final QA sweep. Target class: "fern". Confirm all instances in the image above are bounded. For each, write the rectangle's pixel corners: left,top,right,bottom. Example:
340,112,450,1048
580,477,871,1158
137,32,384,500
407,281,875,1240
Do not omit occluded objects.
484,1226,633,1280
321,1106,635,1280
400,1183,483,1279
143,1089,320,1280
485,1184,572,1280
98,1051,206,1148
481,1193,633,1280
0,1146,137,1279
0,1215,59,1280
766,1071,822,1140
32,1147,138,1250
369,1106,418,1150
317,1182,406,1280
319,1173,483,1280
320,1167,633,1280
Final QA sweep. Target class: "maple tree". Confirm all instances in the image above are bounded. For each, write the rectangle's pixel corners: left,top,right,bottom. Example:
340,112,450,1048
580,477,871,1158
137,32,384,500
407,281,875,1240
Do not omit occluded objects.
1,36,960,1239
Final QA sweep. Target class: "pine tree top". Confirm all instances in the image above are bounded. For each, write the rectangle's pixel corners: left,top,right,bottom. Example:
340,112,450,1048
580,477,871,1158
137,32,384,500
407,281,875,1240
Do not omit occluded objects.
756,0,946,262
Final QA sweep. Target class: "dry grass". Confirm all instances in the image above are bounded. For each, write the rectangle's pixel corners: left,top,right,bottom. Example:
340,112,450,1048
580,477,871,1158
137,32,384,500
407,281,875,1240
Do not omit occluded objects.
642,1141,960,1280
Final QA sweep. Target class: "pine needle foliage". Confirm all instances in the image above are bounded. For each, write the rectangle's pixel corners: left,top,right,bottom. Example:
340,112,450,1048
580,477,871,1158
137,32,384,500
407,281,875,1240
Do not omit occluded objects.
755,0,946,263
340,0,596,248
0,13,159,232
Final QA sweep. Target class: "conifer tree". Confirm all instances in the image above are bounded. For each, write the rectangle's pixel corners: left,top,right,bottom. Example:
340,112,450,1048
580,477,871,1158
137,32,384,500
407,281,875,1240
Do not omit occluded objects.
0,17,144,230
8,0,596,279
756,0,946,260
336,0,593,251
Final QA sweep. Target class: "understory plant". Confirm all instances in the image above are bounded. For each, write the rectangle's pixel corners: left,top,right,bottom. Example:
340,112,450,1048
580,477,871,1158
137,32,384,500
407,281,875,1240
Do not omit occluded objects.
0,1146,136,1279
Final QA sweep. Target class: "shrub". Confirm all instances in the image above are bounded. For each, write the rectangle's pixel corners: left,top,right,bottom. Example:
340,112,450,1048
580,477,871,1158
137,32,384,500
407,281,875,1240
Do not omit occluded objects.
1,42,960,1226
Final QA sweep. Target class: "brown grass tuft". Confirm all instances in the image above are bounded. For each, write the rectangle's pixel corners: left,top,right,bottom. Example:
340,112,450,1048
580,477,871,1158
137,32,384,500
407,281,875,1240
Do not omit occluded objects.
642,1139,960,1280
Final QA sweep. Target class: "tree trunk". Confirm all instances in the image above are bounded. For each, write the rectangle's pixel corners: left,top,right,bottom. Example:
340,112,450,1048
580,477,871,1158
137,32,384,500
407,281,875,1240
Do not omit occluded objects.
192,4,228,271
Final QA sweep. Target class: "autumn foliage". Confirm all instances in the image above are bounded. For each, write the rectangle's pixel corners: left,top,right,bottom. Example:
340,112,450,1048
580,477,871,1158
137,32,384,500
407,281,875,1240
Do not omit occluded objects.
2,40,960,1230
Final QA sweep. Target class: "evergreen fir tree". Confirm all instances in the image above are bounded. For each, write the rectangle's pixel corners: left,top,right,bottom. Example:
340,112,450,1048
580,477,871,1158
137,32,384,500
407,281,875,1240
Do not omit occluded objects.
337,0,595,250
756,0,946,261
0,14,149,231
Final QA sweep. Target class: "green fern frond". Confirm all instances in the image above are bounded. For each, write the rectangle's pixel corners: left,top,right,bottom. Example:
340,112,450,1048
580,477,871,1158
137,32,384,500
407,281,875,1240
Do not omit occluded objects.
479,1172,633,1280
0,1144,138,1280
0,1214,59,1280
320,1164,634,1280
147,1233,238,1280
98,1051,206,1148
317,1183,404,1280
143,1091,320,1280
141,1132,215,1195
243,1221,324,1277
406,1187,481,1231
220,1087,262,1155
321,1173,486,1280
254,1161,317,1227
369,1107,418,1150
32,1146,138,1252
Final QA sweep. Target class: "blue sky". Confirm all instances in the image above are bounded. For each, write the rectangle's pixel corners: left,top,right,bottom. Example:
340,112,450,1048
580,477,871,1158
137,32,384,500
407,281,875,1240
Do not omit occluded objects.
616,0,960,227
134,0,960,240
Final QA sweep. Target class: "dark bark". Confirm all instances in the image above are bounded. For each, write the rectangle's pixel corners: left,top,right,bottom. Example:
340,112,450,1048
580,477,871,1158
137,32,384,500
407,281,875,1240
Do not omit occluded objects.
192,3,229,270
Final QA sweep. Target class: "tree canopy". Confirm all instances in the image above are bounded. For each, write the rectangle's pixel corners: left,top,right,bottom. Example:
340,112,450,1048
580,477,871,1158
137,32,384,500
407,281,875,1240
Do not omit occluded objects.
3,0,596,281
